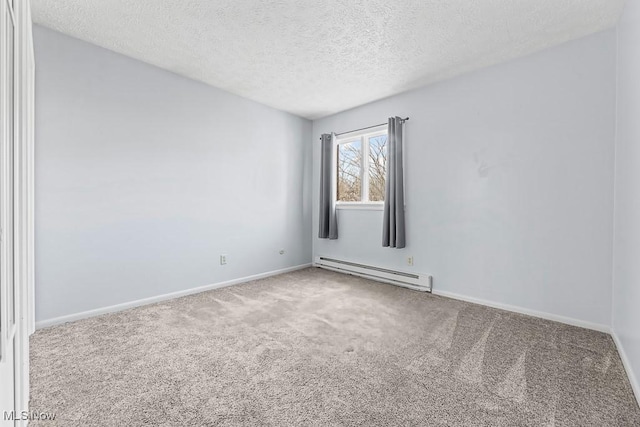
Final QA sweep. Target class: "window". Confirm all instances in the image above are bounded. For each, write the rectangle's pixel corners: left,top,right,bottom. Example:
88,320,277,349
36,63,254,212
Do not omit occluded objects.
336,126,387,206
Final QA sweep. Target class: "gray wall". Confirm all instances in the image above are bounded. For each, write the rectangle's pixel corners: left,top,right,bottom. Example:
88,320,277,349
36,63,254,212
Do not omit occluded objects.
34,26,312,322
313,30,617,328
613,0,640,399
35,24,620,333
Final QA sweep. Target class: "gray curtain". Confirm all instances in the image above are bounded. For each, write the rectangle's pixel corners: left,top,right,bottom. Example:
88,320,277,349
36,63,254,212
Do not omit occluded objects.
382,117,406,248
318,133,338,239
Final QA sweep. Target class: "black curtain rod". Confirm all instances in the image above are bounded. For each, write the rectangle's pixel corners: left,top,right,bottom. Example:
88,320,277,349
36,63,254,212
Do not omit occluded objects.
319,117,409,140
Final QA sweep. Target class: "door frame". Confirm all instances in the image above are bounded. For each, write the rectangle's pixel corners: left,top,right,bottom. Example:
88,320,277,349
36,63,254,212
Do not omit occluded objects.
15,0,36,420
1,0,35,425
0,0,18,422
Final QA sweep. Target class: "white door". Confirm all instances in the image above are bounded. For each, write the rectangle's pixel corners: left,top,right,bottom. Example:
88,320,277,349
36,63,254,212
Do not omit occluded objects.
1,0,17,424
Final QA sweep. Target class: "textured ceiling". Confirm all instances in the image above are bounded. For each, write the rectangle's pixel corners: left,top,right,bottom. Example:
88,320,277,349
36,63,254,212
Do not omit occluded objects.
31,0,625,119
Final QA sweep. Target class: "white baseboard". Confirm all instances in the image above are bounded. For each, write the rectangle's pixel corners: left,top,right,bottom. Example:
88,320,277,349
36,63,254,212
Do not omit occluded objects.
35,263,312,329
431,289,611,333
611,331,640,408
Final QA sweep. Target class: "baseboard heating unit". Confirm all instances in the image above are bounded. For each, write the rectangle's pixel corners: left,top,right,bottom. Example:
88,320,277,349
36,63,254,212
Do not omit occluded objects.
314,257,432,292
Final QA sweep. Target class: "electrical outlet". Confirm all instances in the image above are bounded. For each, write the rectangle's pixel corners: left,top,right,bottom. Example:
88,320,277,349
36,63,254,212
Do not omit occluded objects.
407,256,414,266
220,254,227,265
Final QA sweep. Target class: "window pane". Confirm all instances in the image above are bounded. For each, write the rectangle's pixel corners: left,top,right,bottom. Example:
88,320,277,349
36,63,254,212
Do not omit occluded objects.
368,135,387,202
337,140,362,202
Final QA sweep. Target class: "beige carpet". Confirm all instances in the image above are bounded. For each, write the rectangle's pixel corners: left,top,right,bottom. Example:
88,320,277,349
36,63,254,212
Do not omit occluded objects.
30,268,640,426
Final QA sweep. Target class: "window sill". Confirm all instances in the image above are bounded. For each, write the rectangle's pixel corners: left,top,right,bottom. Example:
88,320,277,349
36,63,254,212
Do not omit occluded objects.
336,203,384,211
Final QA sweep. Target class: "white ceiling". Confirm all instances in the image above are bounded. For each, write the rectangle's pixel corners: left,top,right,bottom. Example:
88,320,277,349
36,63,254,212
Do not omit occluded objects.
31,0,625,119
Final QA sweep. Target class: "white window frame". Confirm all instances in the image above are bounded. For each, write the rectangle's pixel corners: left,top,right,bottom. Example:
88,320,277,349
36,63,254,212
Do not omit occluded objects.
335,125,387,210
